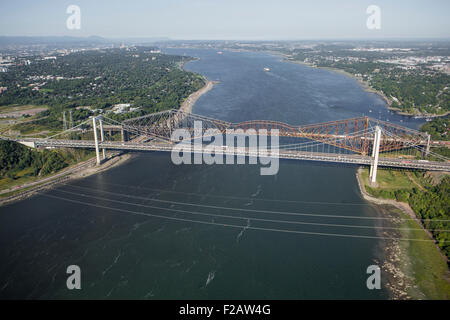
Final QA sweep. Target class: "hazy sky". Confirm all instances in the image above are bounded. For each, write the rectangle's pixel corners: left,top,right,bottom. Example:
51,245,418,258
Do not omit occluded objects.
1,0,449,39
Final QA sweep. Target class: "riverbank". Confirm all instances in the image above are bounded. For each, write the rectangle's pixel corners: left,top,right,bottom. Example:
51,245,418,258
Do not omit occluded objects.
285,58,393,107
0,76,213,206
356,167,450,299
179,79,217,114
322,67,393,107
283,57,449,119
0,152,133,206
0,69,216,205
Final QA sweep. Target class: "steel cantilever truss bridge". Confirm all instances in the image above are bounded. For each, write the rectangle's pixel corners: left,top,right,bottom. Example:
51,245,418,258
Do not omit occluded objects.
8,109,450,181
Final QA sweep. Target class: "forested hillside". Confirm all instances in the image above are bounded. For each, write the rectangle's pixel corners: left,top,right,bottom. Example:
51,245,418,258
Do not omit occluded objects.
408,176,450,259
0,47,205,110
0,47,206,135
0,140,91,183
421,117,449,140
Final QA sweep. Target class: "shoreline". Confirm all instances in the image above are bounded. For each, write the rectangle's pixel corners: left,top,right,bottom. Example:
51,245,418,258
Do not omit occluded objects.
355,167,450,299
320,66,450,119
177,54,219,114
179,79,216,114
287,59,395,110
284,58,392,105
0,75,216,206
283,57,449,119
355,167,414,299
0,152,133,206
356,168,448,263
0,71,215,206
356,168,419,223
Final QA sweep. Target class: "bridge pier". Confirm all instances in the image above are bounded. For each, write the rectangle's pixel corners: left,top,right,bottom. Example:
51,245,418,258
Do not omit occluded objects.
92,117,101,165
98,118,106,160
424,133,431,157
121,126,128,142
369,126,382,183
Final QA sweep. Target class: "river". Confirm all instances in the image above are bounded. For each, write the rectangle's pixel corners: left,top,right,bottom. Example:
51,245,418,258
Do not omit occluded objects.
0,48,425,299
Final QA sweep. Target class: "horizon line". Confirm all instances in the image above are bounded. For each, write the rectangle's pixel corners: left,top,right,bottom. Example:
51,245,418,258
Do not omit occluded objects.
1,35,450,42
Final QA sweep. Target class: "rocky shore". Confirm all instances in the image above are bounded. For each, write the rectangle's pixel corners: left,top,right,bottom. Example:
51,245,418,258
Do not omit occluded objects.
356,167,450,299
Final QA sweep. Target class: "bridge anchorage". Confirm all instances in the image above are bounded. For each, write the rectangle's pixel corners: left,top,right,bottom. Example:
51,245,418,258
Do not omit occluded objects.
5,109,449,183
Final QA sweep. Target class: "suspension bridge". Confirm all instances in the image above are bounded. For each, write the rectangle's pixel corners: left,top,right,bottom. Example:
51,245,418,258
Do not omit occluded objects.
5,109,450,182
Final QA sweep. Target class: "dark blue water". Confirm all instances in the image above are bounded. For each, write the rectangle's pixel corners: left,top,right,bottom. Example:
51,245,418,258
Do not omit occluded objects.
0,49,425,299
169,48,424,128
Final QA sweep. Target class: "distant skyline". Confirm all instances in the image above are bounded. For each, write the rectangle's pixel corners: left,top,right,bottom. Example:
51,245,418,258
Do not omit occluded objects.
1,0,449,40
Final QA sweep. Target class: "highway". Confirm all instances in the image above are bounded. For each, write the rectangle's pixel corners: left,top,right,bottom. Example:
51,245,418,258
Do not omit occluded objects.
17,138,450,171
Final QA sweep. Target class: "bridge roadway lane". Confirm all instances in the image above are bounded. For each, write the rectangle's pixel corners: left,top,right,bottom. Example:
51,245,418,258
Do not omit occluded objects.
17,138,450,172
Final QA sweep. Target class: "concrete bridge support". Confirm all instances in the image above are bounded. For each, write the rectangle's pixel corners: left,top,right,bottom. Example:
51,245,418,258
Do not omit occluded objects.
98,118,106,160
369,126,382,183
92,117,101,165
425,134,431,157
121,126,128,142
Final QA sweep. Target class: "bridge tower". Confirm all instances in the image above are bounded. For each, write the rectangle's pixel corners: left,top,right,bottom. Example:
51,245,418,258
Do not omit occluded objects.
92,117,102,165
121,125,128,142
369,126,382,183
98,118,106,160
425,133,431,157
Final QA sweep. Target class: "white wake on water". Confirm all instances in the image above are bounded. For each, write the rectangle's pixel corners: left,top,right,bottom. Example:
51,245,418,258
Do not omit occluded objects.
251,184,262,197
236,219,251,243
205,271,216,287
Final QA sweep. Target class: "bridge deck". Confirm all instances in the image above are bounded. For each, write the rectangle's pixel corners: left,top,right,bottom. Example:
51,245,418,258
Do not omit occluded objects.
20,139,450,171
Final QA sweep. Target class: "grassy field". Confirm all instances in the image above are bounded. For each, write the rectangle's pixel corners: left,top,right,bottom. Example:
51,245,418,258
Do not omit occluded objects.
10,121,54,136
361,168,416,199
0,104,48,115
0,104,52,136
